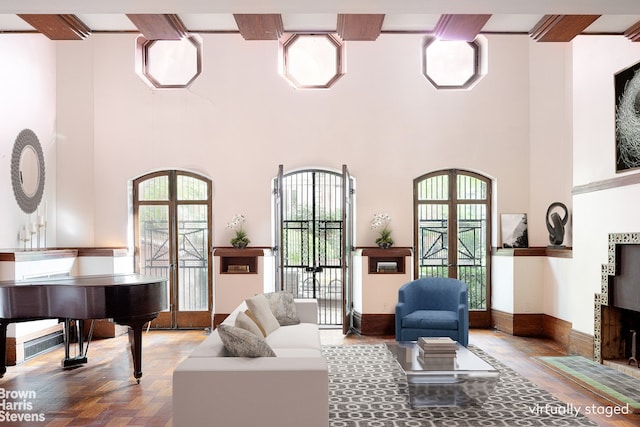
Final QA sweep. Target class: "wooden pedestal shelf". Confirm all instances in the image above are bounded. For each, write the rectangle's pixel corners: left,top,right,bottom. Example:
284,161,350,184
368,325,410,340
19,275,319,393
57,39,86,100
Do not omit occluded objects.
214,248,263,274
492,246,572,258
362,247,412,274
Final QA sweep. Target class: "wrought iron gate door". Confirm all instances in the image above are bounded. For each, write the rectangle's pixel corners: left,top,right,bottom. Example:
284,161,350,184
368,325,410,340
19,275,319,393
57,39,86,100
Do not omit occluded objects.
278,169,345,326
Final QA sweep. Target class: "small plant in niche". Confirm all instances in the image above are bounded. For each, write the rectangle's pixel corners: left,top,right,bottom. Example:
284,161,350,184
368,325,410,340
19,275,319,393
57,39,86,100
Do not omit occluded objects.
371,213,394,249
227,214,250,248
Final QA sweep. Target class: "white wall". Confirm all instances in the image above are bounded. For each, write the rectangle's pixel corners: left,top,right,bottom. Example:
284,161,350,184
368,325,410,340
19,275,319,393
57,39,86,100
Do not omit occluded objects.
0,35,56,249
572,36,640,334
528,41,573,248
1,31,591,325
56,33,535,253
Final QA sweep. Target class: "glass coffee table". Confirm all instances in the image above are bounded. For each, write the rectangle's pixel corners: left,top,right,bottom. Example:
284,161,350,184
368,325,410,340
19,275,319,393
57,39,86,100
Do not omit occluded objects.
385,341,499,408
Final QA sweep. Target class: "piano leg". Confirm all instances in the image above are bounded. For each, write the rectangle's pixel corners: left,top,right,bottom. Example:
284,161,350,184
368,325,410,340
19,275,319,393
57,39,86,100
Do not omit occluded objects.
129,325,142,384
115,315,158,384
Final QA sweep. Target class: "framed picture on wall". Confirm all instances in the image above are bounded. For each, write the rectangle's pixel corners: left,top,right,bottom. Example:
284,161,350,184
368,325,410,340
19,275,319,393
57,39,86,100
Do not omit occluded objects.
501,213,528,248
615,60,640,173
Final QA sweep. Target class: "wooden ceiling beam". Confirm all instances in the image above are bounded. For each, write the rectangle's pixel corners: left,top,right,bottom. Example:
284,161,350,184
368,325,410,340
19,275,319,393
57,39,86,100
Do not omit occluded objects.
126,14,187,40
337,14,385,41
18,14,90,40
233,14,284,40
530,15,600,42
434,14,492,42
624,20,640,42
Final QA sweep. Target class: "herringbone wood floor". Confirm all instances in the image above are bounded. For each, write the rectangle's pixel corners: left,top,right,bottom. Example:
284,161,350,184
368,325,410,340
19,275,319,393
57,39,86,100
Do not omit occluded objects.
1,329,639,426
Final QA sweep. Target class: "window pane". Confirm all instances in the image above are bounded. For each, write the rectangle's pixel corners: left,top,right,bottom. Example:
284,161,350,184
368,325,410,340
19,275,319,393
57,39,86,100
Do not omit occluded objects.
282,34,343,89
417,204,448,278
138,205,170,309
416,175,449,201
425,40,475,86
177,204,208,311
457,174,487,200
177,175,208,201
136,35,202,89
458,203,487,310
138,176,169,201
147,38,199,87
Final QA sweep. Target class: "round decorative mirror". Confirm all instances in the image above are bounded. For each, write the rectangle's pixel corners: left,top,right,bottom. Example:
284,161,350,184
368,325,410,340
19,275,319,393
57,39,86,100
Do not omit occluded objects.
11,129,45,214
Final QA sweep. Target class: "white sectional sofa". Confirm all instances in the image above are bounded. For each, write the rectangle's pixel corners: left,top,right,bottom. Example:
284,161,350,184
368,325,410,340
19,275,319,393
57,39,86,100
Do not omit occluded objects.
173,296,329,427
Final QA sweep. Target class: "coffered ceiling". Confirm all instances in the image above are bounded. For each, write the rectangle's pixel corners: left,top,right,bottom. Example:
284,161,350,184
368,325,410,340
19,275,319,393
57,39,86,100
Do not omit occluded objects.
2,0,640,42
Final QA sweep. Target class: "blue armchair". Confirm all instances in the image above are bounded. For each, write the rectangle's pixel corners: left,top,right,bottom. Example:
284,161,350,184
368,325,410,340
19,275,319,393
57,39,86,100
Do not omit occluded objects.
395,277,469,346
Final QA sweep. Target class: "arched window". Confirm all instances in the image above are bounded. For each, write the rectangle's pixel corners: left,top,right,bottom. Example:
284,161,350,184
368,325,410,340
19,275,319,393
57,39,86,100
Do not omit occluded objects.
133,170,212,328
414,169,492,327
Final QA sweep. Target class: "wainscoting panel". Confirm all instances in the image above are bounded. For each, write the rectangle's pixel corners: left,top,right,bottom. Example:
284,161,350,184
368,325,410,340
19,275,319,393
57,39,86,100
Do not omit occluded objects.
542,314,572,348
569,328,595,359
492,309,544,337
492,310,594,355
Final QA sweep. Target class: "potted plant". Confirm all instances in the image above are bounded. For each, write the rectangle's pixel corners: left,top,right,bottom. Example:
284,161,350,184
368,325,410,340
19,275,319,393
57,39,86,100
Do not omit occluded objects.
227,214,250,248
371,213,394,249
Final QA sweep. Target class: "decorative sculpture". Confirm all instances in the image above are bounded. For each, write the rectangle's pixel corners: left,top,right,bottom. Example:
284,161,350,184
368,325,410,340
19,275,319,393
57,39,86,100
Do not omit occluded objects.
546,202,569,247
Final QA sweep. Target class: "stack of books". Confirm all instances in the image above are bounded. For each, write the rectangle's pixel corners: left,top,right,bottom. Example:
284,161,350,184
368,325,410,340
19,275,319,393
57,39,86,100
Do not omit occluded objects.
417,337,458,370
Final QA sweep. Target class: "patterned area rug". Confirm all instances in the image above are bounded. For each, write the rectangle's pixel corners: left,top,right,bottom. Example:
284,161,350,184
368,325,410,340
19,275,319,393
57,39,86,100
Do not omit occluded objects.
538,356,640,413
323,344,596,426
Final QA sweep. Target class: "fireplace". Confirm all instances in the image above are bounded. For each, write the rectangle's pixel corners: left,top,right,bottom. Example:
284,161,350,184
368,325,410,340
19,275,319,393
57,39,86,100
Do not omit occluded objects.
594,233,640,365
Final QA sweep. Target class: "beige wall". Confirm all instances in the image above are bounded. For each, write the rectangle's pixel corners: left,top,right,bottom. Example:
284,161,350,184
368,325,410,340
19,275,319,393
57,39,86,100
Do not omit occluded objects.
2,31,595,326
0,34,56,248
55,33,535,252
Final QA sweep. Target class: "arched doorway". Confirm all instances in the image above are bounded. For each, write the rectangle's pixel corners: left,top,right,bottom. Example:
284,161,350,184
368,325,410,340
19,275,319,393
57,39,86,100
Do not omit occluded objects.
414,169,492,327
133,170,213,329
273,165,354,331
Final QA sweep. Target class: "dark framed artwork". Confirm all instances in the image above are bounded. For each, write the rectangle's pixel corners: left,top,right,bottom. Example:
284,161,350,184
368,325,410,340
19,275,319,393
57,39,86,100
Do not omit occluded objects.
615,60,640,173
501,213,528,248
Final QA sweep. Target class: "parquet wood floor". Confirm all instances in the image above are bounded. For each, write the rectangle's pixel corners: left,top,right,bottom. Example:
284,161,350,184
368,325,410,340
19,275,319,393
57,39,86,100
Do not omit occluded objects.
0,328,638,426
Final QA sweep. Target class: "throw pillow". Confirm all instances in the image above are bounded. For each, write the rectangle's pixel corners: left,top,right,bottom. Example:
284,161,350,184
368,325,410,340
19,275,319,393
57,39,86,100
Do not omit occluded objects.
217,324,276,357
235,310,264,337
265,291,301,326
245,294,281,336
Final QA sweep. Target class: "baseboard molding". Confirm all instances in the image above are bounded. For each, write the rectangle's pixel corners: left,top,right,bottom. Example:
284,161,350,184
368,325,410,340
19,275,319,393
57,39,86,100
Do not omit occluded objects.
492,310,544,336
568,328,594,359
542,314,572,347
492,310,594,355
352,312,395,336
7,323,64,366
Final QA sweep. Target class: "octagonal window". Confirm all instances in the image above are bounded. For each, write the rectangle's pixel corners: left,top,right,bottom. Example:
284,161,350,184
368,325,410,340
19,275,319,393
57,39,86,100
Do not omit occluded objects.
280,34,344,89
136,35,202,89
422,37,484,90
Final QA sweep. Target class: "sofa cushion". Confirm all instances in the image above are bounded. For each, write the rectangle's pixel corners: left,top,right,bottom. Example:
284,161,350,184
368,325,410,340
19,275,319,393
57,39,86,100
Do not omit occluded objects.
246,294,281,336
265,292,300,326
402,310,458,330
217,324,276,358
265,323,322,351
235,310,264,337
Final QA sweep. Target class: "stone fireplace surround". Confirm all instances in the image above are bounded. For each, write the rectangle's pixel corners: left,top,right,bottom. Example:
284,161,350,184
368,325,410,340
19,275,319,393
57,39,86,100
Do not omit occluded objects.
595,232,640,370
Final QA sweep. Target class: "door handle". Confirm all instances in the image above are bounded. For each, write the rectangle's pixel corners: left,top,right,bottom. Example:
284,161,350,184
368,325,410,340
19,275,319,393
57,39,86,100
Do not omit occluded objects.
305,267,323,273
